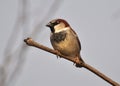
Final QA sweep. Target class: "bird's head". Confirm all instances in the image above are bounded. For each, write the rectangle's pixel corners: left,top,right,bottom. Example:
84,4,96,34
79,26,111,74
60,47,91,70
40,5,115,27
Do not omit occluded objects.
46,19,70,33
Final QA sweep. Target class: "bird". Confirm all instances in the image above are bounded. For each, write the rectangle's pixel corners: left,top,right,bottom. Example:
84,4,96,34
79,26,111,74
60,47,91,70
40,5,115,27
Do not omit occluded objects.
46,19,84,67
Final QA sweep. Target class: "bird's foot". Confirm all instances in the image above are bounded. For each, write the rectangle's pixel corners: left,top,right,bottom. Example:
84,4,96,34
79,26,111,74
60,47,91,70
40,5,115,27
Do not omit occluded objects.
74,57,83,68
55,50,61,59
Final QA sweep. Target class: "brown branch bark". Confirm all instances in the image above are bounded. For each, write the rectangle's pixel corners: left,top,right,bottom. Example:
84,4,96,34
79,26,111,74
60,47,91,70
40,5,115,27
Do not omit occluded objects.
24,37,120,86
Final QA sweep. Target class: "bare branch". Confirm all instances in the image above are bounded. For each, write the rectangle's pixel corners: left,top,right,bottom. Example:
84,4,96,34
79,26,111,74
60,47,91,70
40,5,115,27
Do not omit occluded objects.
24,38,82,65
24,38,120,86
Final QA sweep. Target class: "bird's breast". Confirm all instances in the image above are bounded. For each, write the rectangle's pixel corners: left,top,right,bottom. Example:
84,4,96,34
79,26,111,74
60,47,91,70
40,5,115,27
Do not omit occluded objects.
50,30,80,57
50,31,67,43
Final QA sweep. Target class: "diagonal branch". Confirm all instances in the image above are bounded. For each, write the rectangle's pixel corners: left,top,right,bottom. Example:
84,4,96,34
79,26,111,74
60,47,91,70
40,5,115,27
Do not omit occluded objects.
24,37,120,86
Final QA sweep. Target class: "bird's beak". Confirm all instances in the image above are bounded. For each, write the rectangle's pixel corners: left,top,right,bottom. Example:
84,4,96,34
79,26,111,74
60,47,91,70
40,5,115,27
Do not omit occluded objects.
46,22,51,27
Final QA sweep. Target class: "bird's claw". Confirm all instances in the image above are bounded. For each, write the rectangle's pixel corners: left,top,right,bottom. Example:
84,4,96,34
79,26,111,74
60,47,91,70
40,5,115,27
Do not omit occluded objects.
55,50,61,59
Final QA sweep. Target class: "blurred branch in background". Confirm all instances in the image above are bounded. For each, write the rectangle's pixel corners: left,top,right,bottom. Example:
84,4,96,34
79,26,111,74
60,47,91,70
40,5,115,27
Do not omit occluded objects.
0,0,63,86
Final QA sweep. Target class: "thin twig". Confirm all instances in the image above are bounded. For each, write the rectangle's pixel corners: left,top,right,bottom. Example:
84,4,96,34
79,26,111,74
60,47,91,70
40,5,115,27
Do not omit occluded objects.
24,37,120,86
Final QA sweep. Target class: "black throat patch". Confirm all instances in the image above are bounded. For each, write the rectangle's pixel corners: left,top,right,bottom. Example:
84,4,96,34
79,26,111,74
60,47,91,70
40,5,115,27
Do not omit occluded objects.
51,31,67,43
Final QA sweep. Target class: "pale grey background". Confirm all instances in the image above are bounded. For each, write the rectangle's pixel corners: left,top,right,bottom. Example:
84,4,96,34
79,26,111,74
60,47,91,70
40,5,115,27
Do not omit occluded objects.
0,0,120,86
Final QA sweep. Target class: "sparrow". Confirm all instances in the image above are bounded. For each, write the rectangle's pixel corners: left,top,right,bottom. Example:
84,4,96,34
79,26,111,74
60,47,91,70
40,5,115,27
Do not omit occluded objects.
46,19,84,67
